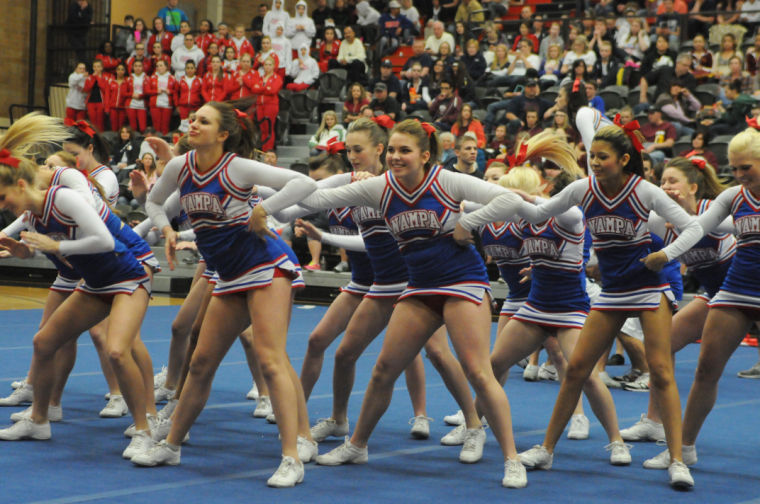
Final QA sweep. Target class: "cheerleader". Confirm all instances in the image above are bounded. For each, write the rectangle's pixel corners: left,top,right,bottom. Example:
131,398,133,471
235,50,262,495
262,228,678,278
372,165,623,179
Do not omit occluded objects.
126,43,152,75
107,63,129,131
222,45,239,75
642,127,760,470
134,101,318,488
460,125,704,489
298,119,528,488
83,59,110,132
126,60,149,132
214,22,234,55
226,54,258,101
619,156,734,441
65,62,88,122
202,56,229,103
198,41,220,76
149,41,172,77
175,61,202,133
230,24,255,60
254,36,280,77
147,60,177,135
0,116,154,461
252,57,282,151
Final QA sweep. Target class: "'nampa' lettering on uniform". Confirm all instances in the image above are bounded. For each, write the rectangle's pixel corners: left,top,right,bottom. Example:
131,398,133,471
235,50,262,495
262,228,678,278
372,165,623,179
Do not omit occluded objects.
521,237,560,260
388,210,441,235
735,215,760,237
586,215,636,239
180,192,226,218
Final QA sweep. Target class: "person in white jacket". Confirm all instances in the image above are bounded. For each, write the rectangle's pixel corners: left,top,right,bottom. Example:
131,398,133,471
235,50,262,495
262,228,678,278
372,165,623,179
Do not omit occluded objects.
263,0,290,38
287,0,316,50
287,43,320,92
66,63,88,121
270,24,292,76
356,0,380,42
171,33,204,78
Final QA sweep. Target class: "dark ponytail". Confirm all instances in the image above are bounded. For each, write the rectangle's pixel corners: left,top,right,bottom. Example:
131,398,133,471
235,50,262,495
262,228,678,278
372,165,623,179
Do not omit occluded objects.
594,125,645,177
205,101,256,158
66,120,111,163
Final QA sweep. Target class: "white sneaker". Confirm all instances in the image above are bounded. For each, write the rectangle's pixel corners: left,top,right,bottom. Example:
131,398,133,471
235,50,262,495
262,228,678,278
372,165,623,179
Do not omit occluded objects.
669,460,695,489
100,395,128,418
0,383,33,406
519,445,553,469
297,436,318,463
523,364,539,381
409,416,432,439
253,396,272,418
441,424,466,446
503,458,528,488
157,398,178,421
315,437,368,465
125,414,157,438
443,409,464,426
153,366,168,389
0,418,50,440
459,426,486,463
10,404,62,423
266,412,277,424
131,439,181,466
621,372,650,392
310,418,349,442
620,414,665,442
11,379,25,389
643,444,697,469
122,430,153,459
606,441,632,465
537,362,558,381
598,371,621,389
154,386,175,403
267,456,304,487
246,382,259,400
567,414,589,440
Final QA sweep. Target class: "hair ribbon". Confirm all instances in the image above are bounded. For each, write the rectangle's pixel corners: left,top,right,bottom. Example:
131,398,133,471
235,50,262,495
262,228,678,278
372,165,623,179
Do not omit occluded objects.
613,114,644,153
572,78,581,93
64,118,96,138
0,148,21,168
507,143,529,169
690,157,706,171
746,116,760,130
234,109,248,130
318,136,346,155
371,115,395,130
420,122,437,138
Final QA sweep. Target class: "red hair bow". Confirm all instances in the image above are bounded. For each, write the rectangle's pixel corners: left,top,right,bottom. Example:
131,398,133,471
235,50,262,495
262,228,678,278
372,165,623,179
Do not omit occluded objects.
64,118,96,138
572,78,581,93
746,116,760,130
372,114,395,130
420,122,437,138
507,143,528,169
0,148,21,168
613,114,644,153
690,157,706,171
234,109,248,130
318,136,346,155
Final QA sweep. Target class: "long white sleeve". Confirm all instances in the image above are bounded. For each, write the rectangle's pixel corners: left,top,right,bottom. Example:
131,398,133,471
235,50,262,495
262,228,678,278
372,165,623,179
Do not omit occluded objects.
226,159,317,215
517,179,588,224
2,215,27,237
321,231,367,252
442,172,523,230
92,167,120,206
146,157,183,231
58,169,97,208
54,188,116,256
300,175,386,211
643,182,704,260
268,172,354,221
696,186,740,235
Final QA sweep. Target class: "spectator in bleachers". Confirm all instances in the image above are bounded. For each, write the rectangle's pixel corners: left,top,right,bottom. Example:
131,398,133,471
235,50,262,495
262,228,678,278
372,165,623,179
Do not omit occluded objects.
484,78,550,135
96,41,121,78
111,125,140,170
539,43,563,88
439,130,456,163
312,0,331,37
532,14,547,43
223,46,240,74
252,56,283,151
452,22,472,56
264,0,290,38
584,81,605,114
196,19,215,54
287,44,320,91
176,60,202,132
371,59,402,99
369,82,400,120
149,41,171,77
483,22,507,50
170,21,192,53
309,110,346,154
84,59,109,132
401,0,421,36
488,123,510,160
356,0,381,42
715,0,742,31
66,62,88,122
482,43,511,88
271,24,293,79
215,23,233,54
400,62,432,114
126,152,158,207
343,82,370,125
547,109,579,145
539,22,565,59
580,10,595,39
429,78,462,131
655,0,681,51
443,132,482,176
719,55,756,98
690,33,714,82
687,0,717,39
637,36,679,105
332,0,355,30
377,1,415,59
561,36,597,76
149,17,174,56
450,60,476,103
512,22,539,54
745,32,760,75
254,36,280,76
616,17,649,62
126,60,149,132
231,24,255,59
130,18,151,55
500,38,540,88
640,104,677,164
251,5,267,52
519,107,543,137
589,17,618,58
425,21,456,55
127,43,151,74
202,55,229,103
114,15,134,58
461,39,488,81
451,103,486,148
317,25,341,73
157,0,188,34
657,78,701,138
679,129,719,167
199,42,220,75
171,32,204,78
108,63,129,130
454,0,485,27
330,25,367,84
483,0,508,19
401,39,433,80
429,58,449,97
65,0,92,63
714,33,743,78
701,79,758,135
591,40,621,89
147,60,176,135
438,41,456,67
560,59,591,88
288,1,317,50
226,53,257,99
740,0,760,33
594,0,615,17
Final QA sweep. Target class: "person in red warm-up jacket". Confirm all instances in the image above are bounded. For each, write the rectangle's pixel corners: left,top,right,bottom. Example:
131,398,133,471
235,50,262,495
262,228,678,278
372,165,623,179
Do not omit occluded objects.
107,63,130,130
125,59,149,132
175,60,203,132
226,53,259,100
148,16,173,56
83,59,110,132
252,56,282,151
202,55,229,103
95,40,121,78
147,60,177,135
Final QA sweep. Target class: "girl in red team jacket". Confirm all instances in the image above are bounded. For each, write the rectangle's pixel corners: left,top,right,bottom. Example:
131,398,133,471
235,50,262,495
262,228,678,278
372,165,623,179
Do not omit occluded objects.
147,60,177,135
202,55,229,103
95,40,121,78
252,56,282,151
126,60,149,132
175,60,203,132
107,63,130,131
83,59,110,132
148,17,173,56
226,53,259,100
